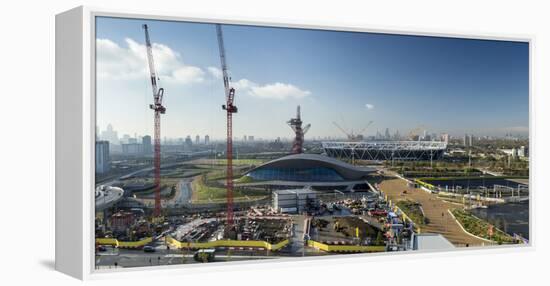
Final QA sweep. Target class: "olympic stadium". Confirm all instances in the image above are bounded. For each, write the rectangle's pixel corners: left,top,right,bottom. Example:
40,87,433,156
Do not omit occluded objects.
322,141,447,161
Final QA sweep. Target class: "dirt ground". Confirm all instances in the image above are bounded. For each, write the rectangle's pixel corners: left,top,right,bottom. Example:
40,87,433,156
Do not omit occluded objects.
378,173,489,247
334,217,380,240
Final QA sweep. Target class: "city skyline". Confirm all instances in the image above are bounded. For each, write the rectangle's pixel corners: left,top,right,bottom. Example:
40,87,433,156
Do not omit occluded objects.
96,17,529,139
96,122,528,144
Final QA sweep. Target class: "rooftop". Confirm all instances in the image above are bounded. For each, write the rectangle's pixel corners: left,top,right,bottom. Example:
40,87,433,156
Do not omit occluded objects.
412,233,455,251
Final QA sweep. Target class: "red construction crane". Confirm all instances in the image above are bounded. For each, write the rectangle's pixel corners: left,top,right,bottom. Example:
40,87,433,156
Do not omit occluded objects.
216,24,238,227
142,24,166,217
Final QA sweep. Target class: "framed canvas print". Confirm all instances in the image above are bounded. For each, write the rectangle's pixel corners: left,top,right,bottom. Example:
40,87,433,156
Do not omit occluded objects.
55,6,531,280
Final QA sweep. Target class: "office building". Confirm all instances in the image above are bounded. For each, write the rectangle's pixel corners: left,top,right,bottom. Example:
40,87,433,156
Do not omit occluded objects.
95,140,111,174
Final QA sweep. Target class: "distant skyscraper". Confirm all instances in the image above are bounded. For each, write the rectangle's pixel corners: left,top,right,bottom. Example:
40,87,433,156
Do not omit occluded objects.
441,133,449,144
205,135,210,145
121,134,131,144
185,135,192,147
248,135,254,142
463,134,468,146
95,141,110,174
385,128,390,140
142,135,152,154
195,135,200,145
100,124,119,145
243,135,247,142
468,134,473,146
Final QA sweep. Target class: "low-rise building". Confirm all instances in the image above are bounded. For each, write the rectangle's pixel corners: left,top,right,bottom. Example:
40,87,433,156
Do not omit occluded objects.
410,233,455,251
109,211,136,233
272,188,319,213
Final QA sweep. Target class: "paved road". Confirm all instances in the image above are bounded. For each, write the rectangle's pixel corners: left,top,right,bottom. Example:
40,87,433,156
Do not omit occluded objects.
95,248,278,269
379,176,489,247
162,178,192,208
289,215,306,256
95,186,124,211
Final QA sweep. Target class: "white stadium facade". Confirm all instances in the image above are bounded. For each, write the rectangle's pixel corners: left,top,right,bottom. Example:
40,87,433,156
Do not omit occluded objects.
322,141,447,161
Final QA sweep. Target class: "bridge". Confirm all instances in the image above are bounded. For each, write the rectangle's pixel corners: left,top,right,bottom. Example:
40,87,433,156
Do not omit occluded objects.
95,186,124,211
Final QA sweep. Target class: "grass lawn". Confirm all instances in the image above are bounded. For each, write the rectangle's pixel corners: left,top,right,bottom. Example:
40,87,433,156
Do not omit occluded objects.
191,176,267,203
396,200,427,225
234,175,259,184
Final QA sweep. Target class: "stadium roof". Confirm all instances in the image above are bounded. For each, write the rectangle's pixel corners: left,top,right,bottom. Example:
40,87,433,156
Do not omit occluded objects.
246,153,375,180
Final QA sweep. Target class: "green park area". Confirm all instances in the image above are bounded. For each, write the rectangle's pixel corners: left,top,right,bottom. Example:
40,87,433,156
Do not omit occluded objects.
451,209,515,244
396,200,428,225
191,175,268,204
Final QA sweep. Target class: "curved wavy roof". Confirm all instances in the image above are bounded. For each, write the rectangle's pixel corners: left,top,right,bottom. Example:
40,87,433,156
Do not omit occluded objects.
246,153,375,180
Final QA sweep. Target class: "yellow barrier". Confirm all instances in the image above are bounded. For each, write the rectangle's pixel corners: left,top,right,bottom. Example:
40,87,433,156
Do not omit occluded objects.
96,238,119,247
96,237,153,248
414,179,435,190
165,236,289,251
307,240,385,253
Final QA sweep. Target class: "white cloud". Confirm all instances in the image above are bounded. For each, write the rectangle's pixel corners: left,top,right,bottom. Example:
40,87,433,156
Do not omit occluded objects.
251,82,311,99
365,104,375,110
171,66,205,84
232,79,255,90
96,38,310,98
96,38,205,84
231,79,311,100
207,66,222,79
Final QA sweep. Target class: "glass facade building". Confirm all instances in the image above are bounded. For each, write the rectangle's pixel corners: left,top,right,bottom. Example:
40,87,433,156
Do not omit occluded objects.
242,153,375,183
247,167,344,182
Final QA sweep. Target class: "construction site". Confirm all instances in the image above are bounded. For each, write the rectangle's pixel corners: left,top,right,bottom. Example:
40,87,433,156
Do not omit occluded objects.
94,21,529,269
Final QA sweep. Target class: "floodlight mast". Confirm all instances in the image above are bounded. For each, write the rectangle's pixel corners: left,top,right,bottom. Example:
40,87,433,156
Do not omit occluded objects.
143,24,166,218
216,24,237,227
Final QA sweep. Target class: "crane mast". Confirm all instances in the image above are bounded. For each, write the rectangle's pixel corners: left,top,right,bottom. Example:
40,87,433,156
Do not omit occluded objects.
143,24,165,218
332,121,351,139
333,120,373,141
358,121,374,136
216,24,237,227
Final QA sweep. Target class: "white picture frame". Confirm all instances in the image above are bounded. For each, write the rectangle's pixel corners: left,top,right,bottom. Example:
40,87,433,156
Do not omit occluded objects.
55,6,532,280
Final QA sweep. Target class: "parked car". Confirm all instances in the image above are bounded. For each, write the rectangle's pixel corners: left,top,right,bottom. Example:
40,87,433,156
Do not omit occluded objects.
143,245,156,253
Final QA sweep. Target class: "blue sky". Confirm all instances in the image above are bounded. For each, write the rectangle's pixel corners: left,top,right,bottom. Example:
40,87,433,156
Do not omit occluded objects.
95,17,529,140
